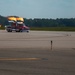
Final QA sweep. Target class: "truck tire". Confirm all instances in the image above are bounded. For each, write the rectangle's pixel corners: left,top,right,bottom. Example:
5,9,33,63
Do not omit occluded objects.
27,30,29,33
7,30,12,32
20,29,23,32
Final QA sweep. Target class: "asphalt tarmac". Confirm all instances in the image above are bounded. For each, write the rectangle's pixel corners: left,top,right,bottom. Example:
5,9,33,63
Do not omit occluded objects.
0,30,75,75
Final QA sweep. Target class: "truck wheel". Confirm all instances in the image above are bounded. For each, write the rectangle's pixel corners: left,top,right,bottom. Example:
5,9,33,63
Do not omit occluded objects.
16,31,19,32
7,30,12,32
20,30,23,32
10,30,12,32
27,31,29,33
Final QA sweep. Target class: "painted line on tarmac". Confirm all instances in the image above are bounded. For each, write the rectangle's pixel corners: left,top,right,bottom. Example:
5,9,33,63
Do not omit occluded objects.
0,58,42,61
0,58,48,61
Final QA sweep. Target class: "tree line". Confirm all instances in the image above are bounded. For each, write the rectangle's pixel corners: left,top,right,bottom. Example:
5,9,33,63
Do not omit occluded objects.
0,15,75,27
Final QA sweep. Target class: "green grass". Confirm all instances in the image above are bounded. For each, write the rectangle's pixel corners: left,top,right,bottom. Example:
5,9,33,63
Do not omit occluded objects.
0,26,75,31
0,26,5,30
30,27,75,31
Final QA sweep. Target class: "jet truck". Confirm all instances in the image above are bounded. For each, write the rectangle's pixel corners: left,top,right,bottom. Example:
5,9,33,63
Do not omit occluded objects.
5,16,30,32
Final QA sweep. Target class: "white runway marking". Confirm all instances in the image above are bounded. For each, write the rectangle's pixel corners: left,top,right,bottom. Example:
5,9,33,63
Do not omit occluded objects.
0,58,41,61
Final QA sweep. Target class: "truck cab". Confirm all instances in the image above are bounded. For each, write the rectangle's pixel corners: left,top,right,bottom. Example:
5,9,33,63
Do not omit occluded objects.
16,22,30,32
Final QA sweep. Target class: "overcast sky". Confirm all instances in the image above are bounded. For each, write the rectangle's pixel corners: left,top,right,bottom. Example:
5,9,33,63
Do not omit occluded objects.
0,0,75,19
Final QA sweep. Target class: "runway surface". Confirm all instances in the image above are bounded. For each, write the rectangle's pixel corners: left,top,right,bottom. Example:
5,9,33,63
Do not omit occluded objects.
0,30,75,75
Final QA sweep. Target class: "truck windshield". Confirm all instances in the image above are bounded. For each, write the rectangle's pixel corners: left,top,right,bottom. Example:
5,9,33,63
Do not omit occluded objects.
7,22,16,26
17,24,23,26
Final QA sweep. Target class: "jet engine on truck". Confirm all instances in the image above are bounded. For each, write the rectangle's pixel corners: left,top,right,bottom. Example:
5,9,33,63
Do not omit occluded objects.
5,16,30,32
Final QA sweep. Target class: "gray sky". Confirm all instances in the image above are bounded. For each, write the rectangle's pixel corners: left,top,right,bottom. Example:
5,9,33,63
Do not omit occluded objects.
0,0,75,19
